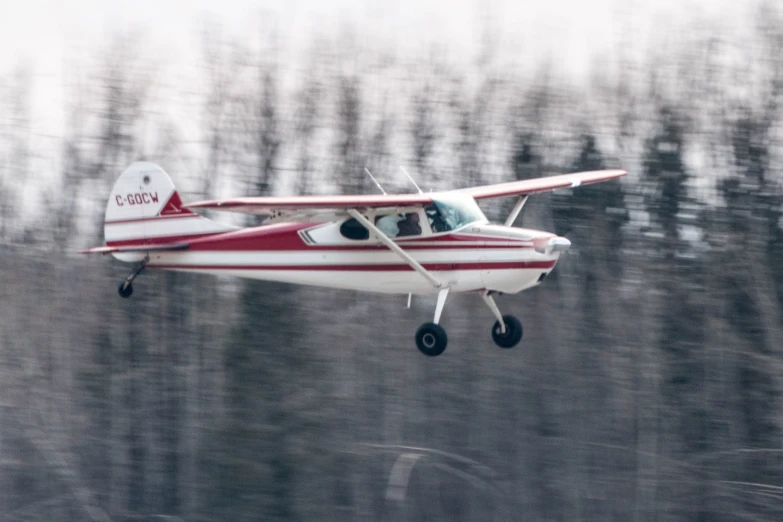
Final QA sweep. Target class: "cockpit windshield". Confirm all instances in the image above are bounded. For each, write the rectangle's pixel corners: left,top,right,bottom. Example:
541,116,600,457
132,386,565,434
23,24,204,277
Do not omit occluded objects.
427,194,488,232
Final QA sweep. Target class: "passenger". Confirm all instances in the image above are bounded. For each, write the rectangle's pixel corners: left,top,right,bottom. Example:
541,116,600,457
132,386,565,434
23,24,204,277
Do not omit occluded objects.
375,214,400,237
397,212,421,236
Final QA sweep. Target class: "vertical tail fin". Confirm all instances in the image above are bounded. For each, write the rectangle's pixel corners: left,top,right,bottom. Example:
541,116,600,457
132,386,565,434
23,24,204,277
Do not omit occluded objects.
103,162,233,247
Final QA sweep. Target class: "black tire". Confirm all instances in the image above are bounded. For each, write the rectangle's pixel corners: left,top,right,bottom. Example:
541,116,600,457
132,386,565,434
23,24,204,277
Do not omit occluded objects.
118,282,133,298
492,315,523,348
415,322,448,356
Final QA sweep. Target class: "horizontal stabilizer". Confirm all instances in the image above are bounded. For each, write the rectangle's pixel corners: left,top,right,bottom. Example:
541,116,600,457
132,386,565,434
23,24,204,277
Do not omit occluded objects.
79,243,190,255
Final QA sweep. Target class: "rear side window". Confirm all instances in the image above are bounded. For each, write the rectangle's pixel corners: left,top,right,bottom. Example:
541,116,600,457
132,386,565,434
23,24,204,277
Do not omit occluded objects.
339,218,369,240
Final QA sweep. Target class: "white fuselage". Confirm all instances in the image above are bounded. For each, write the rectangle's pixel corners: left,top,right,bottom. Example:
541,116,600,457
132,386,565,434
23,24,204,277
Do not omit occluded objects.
116,222,564,295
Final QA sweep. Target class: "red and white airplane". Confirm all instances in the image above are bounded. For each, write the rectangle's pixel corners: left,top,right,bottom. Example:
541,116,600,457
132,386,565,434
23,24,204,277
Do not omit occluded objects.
82,162,625,356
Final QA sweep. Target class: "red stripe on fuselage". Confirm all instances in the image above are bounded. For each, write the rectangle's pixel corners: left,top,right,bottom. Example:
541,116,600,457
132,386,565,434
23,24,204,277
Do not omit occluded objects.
148,261,557,271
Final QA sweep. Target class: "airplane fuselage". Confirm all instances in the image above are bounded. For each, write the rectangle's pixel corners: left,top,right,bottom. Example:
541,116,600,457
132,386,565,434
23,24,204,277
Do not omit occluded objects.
115,221,563,295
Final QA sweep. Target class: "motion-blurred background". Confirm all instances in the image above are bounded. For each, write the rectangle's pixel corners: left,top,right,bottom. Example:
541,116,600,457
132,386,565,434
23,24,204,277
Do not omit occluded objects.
1,0,783,520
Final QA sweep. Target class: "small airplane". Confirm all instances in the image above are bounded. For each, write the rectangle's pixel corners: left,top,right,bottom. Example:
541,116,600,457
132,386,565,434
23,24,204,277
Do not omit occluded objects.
81,162,626,356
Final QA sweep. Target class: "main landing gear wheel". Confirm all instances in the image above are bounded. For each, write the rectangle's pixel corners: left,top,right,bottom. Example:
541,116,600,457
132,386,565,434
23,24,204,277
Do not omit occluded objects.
492,315,523,349
117,258,147,299
415,322,448,357
118,282,133,298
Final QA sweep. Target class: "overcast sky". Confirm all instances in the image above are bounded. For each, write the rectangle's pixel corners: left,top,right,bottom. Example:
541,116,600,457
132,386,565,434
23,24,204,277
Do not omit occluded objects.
0,0,767,177
0,0,772,217
0,0,758,77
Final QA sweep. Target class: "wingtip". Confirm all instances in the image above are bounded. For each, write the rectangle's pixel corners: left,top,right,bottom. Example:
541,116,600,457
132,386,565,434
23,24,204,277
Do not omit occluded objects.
78,246,112,254
596,169,627,180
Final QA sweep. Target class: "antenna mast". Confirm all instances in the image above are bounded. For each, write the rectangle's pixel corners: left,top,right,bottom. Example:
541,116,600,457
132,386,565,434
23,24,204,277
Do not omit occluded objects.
399,166,423,194
364,168,387,195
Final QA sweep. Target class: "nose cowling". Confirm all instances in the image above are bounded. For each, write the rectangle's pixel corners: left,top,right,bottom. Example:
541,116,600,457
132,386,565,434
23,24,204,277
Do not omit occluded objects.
534,236,571,255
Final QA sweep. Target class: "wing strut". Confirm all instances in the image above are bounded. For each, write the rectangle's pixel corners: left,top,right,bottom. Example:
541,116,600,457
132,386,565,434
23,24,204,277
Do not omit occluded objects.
347,209,442,289
503,196,528,227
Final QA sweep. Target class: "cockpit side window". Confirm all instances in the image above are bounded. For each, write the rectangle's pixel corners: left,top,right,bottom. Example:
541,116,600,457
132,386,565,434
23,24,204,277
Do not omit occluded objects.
339,210,433,241
339,218,370,240
375,212,423,238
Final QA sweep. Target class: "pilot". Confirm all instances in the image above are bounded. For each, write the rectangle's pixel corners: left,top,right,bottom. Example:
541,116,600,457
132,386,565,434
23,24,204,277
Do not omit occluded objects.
426,204,447,232
397,212,421,236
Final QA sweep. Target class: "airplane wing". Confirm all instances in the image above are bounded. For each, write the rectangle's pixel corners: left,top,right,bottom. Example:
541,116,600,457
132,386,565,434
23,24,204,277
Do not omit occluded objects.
184,194,434,214
79,243,190,254
457,169,627,200
183,169,625,214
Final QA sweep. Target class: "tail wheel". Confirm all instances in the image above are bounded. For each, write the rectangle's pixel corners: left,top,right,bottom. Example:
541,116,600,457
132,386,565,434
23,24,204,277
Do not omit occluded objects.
415,322,448,356
491,315,522,348
118,282,133,298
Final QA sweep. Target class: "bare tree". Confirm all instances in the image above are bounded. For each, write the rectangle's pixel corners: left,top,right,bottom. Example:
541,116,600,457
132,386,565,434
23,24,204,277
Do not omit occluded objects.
293,62,323,195
200,25,244,199
334,73,364,194
246,57,280,197
0,65,32,243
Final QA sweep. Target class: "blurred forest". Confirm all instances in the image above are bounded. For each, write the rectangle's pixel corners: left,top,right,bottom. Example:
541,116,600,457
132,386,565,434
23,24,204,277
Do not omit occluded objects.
3,5,783,521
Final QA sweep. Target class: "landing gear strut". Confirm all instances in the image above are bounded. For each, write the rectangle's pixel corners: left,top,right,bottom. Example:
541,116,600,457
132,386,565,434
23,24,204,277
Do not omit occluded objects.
415,288,450,356
118,259,147,299
482,291,523,349
413,289,524,355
